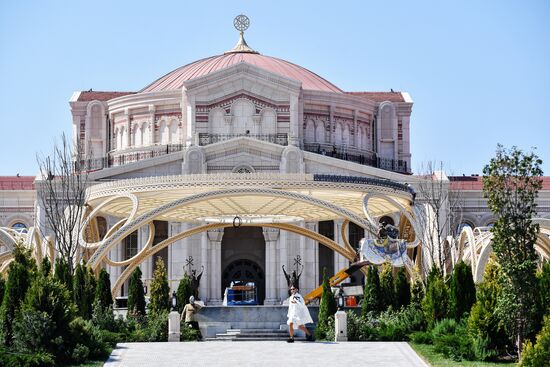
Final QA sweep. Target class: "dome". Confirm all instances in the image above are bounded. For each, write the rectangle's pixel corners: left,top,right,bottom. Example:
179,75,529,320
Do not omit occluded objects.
140,53,343,93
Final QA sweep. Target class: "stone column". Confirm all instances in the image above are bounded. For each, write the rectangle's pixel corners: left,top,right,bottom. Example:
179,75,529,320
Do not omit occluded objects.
207,229,223,305
329,105,334,145
263,228,280,305
303,222,318,293
353,110,358,148
333,219,349,282
200,231,208,301
148,105,156,145
124,109,131,149
278,230,289,300
289,93,300,146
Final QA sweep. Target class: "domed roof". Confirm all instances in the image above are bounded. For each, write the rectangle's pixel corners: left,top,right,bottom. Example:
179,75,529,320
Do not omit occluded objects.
140,53,343,93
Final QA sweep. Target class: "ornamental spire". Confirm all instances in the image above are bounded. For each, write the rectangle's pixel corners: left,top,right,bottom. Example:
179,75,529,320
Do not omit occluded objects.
225,14,259,54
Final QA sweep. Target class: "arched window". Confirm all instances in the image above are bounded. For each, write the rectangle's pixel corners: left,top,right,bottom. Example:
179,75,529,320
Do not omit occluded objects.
305,119,315,142
121,126,128,150
231,99,255,134
457,222,474,235
133,124,142,147
315,120,326,143
11,222,27,233
169,120,179,144
142,122,150,146
260,108,276,135
334,123,343,145
342,125,350,146
380,104,394,140
160,120,169,144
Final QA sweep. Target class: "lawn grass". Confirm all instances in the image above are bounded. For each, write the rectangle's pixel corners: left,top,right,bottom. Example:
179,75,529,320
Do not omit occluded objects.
409,342,516,367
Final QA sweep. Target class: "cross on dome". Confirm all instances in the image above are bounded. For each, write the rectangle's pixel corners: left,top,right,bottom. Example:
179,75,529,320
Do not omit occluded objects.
225,14,259,54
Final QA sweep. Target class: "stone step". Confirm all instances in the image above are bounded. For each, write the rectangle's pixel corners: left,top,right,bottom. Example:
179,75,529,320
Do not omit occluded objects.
225,329,287,334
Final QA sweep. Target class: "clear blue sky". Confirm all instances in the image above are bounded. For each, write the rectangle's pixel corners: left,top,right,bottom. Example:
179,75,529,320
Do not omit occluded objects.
1,0,548,176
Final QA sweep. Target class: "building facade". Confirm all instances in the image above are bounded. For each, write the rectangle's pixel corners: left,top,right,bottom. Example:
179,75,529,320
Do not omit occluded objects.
1,22,549,304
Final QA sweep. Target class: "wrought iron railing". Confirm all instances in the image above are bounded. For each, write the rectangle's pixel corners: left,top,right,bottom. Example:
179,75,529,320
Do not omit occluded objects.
79,144,185,171
303,143,409,174
198,133,288,146
313,174,413,194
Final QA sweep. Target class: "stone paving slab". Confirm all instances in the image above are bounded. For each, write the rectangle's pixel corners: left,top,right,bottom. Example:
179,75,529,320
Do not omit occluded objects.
104,341,428,367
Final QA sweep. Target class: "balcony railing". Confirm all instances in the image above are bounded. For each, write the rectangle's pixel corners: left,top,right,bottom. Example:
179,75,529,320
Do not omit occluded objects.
198,133,288,146
78,144,185,171
303,143,409,174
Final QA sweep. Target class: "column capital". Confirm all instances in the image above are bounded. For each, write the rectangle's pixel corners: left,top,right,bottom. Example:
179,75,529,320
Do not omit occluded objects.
207,228,224,242
262,227,280,242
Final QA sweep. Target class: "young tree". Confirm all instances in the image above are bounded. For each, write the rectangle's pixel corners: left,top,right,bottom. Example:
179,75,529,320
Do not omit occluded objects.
127,267,146,318
449,261,476,320
36,133,89,275
394,267,411,309
176,272,193,314
537,262,550,319
95,268,112,309
422,267,448,329
316,268,337,340
0,244,35,346
415,161,463,273
73,263,88,319
468,260,508,360
149,257,170,314
85,267,96,318
520,314,550,367
362,265,382,316
0,277,5,307
379,264,395,310
54,257,72,295
410,276,424,306
40,256,52,277
483,145,542,359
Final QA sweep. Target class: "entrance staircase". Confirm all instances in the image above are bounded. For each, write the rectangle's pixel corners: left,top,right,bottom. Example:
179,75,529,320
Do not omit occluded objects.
206,328,305,341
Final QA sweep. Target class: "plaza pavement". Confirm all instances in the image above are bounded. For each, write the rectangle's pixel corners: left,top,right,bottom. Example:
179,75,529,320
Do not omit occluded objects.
104,341,428,367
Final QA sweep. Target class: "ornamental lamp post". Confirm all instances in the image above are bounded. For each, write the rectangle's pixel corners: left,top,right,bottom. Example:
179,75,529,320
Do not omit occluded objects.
171,291,177,311
337,286,345,310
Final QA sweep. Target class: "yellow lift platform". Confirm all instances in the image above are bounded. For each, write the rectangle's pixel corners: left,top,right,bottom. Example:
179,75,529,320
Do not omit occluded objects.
304,260,370,304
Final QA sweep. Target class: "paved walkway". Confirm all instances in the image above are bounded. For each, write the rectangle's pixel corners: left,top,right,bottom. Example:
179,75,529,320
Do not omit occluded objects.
104,341,428,367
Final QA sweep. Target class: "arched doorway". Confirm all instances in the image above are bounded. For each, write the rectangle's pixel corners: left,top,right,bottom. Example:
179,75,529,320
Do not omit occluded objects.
222,259,265,304
221,227,265,304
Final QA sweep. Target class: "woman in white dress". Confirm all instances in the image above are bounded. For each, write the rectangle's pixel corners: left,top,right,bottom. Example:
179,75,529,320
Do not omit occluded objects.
287,286,314,342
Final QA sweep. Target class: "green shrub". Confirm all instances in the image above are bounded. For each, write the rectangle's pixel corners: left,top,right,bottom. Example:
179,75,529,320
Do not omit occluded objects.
127,267,146,318
0,244,35,346
142,311,169,342
410,276,424,306
376,305,425,341
315,268,336,340
0,346,55,367
0,277,5,307
95,268,113,310
53,258,72,296
410,331,432,344
449,261,476,321
520,314,550,367
176,273,193,314
362,265,382,316
379,264,395,311
68,317,109,361
12,309,54,353
422,267,448,329
180,322,200,341
467,260,509,358
431,318,475,361
149,257,170,315
394,268,411,309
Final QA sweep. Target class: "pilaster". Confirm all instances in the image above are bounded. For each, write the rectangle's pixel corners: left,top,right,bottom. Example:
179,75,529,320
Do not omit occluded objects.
263,227,280,304
207,229,223,305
